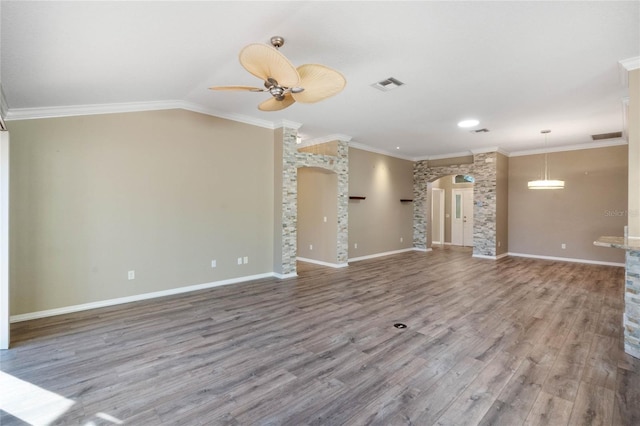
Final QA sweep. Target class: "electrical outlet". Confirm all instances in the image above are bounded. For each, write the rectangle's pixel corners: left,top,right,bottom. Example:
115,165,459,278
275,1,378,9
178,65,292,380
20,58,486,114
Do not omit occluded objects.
243,256,248,264
211,260,216,268
237,257,242,265
561,243,566,249
354,243,358,249
128,270,135,280
309,244,313,250
400,237,403,243
498,241,501,247
323,216,327,223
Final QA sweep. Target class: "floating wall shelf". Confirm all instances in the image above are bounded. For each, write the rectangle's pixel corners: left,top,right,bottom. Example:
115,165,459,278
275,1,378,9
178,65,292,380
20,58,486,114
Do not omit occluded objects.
400,199,413,203
349,196,366,200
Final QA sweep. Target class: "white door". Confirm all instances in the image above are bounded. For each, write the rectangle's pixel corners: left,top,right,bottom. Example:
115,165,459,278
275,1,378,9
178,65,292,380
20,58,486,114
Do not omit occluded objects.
451,188,473,247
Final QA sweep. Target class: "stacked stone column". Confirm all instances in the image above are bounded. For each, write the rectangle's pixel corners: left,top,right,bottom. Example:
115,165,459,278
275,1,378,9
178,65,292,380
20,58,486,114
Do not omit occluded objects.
626,250,640,358
276,126,349,276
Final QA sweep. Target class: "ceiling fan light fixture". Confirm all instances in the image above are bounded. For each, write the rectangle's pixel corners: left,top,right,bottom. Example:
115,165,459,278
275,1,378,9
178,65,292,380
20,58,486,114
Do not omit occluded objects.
211,37,346,111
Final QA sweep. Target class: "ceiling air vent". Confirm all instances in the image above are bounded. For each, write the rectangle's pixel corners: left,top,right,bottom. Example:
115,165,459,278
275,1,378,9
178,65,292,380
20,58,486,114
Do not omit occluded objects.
591,131,622,140
471,128,490,133
372,77,405,92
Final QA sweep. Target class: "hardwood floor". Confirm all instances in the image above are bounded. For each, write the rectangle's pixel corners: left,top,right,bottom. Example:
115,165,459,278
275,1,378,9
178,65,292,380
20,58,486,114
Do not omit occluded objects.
1,247,639,425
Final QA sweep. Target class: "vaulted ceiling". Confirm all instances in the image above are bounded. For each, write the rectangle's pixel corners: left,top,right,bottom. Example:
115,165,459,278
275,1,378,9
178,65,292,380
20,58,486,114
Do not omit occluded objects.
1,1,639,159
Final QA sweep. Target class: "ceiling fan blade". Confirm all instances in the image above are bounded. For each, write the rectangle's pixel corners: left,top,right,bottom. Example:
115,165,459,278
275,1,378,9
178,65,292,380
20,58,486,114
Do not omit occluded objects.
291,64,346,104
209,85,264,91
239,44,300,88
258,94,296,112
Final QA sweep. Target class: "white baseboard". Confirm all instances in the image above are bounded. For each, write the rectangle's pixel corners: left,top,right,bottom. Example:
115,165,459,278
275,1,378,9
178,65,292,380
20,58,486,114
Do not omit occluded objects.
349,247,426,262
507,252,624,267
473,252,509,260
296,257,348,268
10,272,276,323
272,272,298,279
430,242,452,247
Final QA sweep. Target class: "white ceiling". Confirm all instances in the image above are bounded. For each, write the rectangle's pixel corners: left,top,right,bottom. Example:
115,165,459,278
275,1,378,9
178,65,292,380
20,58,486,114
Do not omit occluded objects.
1,1,639,159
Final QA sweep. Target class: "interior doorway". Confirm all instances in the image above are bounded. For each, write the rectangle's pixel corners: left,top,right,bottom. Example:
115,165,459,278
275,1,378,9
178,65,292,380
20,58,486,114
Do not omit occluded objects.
430,174,474,249
451,188,473,246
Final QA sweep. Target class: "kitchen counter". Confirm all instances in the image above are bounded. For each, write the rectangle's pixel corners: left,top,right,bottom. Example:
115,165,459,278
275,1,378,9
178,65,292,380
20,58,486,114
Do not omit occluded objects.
593,236,640,251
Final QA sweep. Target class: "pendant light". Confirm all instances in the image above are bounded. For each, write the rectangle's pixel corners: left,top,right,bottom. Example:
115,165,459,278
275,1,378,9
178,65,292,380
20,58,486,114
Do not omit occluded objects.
528,130,565,189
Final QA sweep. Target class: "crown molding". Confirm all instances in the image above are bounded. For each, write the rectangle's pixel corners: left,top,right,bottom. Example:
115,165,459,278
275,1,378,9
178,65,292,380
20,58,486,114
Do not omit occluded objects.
508,138,627,157
4,99,278,130
618,56,640,87
348,141,414,161
274,120,303,130
413,150,473,162
619,56,640,71
470,146,510,157
177,101,274,129
3,100,630,160
302,133,352,146
5,100,181,121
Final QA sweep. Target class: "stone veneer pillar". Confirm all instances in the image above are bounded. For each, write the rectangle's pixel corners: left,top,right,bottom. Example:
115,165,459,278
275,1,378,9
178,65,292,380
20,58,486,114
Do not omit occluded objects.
413,152,498,257
276,126,349,276
625,250,640,358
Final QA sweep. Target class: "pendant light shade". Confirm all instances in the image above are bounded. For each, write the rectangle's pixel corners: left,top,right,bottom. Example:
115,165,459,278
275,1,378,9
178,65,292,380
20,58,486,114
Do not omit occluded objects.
528,179,565,189
528,130,565,190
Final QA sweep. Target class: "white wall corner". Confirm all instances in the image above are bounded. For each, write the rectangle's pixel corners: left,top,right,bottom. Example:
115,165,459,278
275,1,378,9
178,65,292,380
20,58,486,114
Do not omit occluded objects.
619,56,640,87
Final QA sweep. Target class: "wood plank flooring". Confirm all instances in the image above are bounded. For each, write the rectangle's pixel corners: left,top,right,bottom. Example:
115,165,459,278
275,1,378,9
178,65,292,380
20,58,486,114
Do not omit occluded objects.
1,247,639,425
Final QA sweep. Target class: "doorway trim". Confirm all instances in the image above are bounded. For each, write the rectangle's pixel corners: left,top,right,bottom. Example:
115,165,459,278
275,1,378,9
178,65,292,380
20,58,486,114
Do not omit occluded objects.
431,187,444,245
1,130,9,349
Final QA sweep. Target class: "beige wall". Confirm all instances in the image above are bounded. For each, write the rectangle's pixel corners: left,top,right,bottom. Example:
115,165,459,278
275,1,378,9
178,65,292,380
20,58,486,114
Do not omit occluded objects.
297,167,338,264
508,145,627,263
348,148,413,257
8,109,275,314
496,153,509,255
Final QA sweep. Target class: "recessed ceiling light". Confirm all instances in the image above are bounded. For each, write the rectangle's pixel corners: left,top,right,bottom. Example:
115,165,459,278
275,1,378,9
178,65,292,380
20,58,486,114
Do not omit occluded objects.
396,146,400,150
458,119,479,128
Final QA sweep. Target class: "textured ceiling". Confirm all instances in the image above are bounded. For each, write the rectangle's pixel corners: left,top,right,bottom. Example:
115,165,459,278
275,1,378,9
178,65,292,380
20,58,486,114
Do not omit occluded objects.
1,1,639,159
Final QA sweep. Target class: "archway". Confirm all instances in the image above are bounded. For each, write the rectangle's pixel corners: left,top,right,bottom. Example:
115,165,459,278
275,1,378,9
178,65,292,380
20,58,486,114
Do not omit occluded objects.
413,152,498,258
430,174,475,248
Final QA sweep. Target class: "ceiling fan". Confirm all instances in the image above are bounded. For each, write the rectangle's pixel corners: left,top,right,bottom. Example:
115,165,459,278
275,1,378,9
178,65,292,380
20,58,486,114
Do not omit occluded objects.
209,36,346,111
